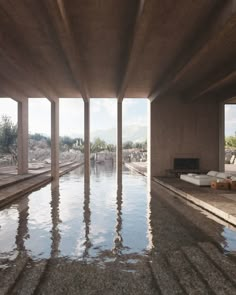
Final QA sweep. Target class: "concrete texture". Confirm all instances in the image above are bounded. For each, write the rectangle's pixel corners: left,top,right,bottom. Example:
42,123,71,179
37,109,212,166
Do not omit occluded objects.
0,2,235,101
1,179,236,294
126,162,236,231
51,100,60,179
225,164,236,176
153,176,236,226
150,97,220,177
84,100,90,184
125,162,147,176
117,101,123,185
1,243,236,294
17,99,28,175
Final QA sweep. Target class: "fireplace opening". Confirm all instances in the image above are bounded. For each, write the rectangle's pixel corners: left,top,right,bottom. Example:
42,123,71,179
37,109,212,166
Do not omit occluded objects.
174,158,199,170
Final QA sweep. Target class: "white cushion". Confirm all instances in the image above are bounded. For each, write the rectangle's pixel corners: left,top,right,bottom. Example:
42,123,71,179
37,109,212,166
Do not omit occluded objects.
187,173,197,176
207,171,218,177
195,175,210,179
216,172,230,179
180,174,212,186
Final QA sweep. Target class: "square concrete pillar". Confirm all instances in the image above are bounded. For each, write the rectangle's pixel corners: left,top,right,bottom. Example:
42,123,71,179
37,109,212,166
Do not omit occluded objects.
17,99,28,174
117,100,122,185
51,100,60,180
84,100,90,184
219,102,225,172
150,96,220,177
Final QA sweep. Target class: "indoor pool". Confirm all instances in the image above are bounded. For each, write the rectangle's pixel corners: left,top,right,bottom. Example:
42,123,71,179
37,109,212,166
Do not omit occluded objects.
0,163,152,261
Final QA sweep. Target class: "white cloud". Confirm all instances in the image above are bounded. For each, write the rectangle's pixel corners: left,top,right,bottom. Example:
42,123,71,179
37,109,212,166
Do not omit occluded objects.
225,104,236,136
60,98,84,136
90,98,117,130
123,98,148,127
0,97,148,137
29,98,51,135
0,98,17,123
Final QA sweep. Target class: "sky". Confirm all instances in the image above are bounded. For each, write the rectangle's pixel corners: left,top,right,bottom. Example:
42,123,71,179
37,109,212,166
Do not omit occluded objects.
0,98,148,137
225,104,236,136
0,98,235,137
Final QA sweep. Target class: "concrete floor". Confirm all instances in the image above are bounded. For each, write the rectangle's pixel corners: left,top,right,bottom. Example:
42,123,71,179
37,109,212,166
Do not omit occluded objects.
153,176,236,227
1,164,236,294
126,162,236,226
1,176,236,293
225,164,236,175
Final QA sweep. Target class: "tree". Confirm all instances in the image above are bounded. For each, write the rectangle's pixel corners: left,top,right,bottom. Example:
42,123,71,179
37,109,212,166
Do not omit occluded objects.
225,135,236,148
60,136,75,151
107,143,115,152
0,115,17,154
30,133,48,142
91,137,106,153
123,141,133,149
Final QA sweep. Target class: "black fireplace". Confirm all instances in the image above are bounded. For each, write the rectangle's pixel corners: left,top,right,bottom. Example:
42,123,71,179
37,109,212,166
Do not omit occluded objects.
174,158,199,171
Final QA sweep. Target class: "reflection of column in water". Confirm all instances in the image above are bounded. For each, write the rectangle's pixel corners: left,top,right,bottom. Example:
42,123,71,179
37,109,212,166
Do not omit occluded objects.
83,182,91,258
112,185,123,255
16,195,29,253
50,180,61,258
146,192,153,250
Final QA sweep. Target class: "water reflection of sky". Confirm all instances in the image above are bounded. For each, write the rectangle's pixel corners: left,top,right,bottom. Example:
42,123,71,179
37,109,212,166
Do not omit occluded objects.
0,164,151,260
0,207,18,256
2,164,236,261
222,227,236,253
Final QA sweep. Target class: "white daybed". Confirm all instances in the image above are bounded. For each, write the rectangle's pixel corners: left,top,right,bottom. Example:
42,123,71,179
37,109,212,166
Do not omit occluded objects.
180,171,232,186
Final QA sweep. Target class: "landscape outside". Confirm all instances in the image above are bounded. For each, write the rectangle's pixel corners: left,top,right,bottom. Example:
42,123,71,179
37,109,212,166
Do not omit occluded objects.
1,2,236,293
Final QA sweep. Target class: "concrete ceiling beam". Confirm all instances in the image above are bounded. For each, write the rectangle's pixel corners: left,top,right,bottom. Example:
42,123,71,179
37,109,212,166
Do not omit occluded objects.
0,4,60,100
116,0,149,102
0,73,28,102
182,63,236,102
148,0,236,102
201,83,236,103
43,0,90,102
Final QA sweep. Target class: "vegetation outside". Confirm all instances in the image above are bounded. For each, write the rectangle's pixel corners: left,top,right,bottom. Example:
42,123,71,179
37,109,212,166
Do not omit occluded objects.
225,135,236,148
0,115,147,166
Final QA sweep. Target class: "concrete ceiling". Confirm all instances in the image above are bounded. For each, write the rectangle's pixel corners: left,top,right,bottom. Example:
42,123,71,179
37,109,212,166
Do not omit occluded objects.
0,0,236,102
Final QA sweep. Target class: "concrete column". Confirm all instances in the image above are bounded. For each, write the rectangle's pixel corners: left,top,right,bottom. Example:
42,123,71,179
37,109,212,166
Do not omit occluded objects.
219,102,225,172
84,100,90,184
150,96,220,177
117,100,122,185
17,99,28,174
51,100,60,180
147,100,151,192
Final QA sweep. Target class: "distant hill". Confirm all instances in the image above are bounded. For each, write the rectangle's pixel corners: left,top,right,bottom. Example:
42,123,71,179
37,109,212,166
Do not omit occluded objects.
91,125,147,144
69,125,147,144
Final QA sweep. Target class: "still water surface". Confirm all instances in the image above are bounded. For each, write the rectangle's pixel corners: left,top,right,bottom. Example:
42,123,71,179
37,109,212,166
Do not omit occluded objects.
0,163,151,261
1,163,236,264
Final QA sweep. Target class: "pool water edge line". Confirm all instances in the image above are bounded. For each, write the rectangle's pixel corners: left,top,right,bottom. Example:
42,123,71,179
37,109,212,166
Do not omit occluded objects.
124,163,147,176
0,162,83,209
152,177,236,228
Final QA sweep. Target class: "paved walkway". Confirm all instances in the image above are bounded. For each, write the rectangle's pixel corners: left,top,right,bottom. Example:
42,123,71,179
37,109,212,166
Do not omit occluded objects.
225,163,236,175
124,162,236,227
0,162,83,208
153,176,236,226
1,240,236,295
125,162,147,176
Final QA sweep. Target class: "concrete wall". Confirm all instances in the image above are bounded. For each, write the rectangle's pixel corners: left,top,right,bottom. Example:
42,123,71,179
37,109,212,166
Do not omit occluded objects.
150,96,220,177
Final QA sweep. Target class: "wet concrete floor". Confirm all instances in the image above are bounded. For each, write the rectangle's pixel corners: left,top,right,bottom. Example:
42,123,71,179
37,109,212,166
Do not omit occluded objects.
1,167,236,294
